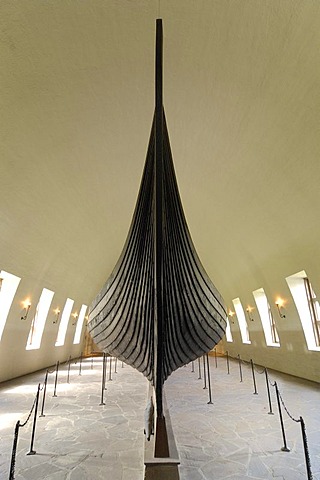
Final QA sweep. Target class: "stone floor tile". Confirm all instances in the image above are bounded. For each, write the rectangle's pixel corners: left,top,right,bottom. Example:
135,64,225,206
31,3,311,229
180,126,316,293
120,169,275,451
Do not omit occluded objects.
0,356,319,479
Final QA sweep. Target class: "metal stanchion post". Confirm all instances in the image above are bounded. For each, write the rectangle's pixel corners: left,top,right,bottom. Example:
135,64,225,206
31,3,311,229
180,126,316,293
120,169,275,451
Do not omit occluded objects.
226,350,230,374
99,353,106,405
114,357,117,373
300,416,313,480
67,355,71,383
91,356,94,369
274,382,290,452
27,384,40,455
79,352,83,375
198,357,201,379
121,361,124,368
39,371,48,417
238,354,243,382
191,361,194,372
53,361,59,397
108,356,112,381
206,354,213,404
202,356,207,389
250,359,258,395
104,354,108,390
265,369,274,415
214,348,217,368
9,420,20,480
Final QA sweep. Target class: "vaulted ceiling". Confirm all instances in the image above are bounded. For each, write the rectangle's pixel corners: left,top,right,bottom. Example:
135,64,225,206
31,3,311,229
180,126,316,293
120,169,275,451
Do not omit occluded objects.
1,1,320,312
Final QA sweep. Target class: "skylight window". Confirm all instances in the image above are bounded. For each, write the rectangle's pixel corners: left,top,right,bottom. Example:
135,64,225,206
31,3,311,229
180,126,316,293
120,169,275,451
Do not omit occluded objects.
55,298,74,347
225,317,233,342
232,298,251,344
73,304,88,345
253,288,280,347
286,271,320,351
26,288,54,350
0,270,21,341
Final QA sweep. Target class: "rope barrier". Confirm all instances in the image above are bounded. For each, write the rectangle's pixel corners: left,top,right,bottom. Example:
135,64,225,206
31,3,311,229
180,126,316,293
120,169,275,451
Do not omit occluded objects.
9,382,41,479
8,353,85,478
277,386,300,423
272,381,314,477
240,358,251,366
7,353,314,480
20,395,37,428
253,364,266,375
219,350,313,478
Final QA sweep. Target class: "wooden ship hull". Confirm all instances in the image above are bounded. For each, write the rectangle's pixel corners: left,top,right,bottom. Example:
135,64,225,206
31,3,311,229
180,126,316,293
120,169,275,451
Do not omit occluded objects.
88,19,227,456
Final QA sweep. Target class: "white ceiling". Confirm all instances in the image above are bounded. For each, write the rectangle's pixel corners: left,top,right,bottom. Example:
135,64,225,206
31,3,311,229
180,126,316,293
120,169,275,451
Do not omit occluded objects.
1,0,320,311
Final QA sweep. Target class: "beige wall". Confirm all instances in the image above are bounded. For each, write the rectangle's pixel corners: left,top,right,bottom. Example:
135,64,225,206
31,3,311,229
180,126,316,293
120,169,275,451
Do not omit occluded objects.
1,1,320,383
0,275,86,383
220,299,319,384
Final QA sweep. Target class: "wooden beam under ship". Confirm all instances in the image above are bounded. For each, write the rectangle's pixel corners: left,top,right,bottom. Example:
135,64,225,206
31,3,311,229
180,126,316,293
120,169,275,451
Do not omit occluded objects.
88,18,227,457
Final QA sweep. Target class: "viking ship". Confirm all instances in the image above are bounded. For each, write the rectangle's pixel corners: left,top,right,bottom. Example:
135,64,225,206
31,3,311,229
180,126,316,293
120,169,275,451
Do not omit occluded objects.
88,19,227,456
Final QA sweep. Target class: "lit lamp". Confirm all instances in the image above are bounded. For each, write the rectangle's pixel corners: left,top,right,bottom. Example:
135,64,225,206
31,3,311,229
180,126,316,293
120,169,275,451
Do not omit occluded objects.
246,306,254,322
275,298,286,318
21,299,31,321
53,308,61,324
228,310,235,324
72,312,78,325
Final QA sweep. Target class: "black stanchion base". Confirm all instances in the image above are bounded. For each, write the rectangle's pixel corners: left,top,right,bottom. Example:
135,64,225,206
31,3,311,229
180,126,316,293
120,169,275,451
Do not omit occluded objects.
39,414,45,418
99,402,106,406
281,446,290,452
27,450,36,456
207,401,213,405
203,386,207,390
253,392,258,395
53,395,57,397
268,412,274,415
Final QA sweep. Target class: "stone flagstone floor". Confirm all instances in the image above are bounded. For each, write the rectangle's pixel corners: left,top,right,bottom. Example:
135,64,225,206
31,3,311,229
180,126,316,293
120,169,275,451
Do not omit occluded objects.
0,355,319,479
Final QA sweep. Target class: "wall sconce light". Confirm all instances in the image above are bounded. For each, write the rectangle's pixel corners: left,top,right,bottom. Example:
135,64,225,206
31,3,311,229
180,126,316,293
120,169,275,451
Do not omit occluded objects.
228,310,235,324
275,298,286,318
53,308,61,324
72,312,78,325
246,306,254,322
21,299,31,321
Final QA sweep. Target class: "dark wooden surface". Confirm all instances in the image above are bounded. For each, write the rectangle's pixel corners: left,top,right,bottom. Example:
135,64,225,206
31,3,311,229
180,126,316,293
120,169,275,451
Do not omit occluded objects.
88,18,227,432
